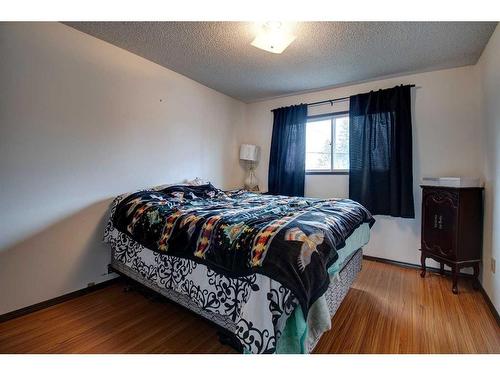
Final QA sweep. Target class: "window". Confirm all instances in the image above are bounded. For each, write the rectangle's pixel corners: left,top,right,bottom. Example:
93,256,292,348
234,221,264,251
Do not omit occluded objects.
305,113,349,173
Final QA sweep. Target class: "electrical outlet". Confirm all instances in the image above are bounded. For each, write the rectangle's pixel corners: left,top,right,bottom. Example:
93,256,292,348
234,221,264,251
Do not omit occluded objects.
491,258,496,274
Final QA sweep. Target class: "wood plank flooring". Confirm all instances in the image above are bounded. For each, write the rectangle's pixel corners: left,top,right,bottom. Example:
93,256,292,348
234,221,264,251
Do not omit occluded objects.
0,260,499,354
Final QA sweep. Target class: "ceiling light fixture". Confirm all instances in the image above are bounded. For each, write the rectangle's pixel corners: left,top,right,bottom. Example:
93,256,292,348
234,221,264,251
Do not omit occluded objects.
251,22,296,54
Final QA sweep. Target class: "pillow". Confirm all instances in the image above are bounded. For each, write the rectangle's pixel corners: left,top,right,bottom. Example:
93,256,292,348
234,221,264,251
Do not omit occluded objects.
184,177,209,186
160,183,221,200
150,177,207,192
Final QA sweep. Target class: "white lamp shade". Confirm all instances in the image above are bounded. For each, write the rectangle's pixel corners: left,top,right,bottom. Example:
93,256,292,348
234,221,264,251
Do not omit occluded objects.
240,144,259,161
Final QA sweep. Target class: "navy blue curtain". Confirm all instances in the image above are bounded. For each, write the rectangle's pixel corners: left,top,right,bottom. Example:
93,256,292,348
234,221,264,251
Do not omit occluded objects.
268,104,308,196
349,85,415,218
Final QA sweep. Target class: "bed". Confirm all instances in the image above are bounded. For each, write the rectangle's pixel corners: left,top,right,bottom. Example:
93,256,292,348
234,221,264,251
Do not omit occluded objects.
103,183,374,353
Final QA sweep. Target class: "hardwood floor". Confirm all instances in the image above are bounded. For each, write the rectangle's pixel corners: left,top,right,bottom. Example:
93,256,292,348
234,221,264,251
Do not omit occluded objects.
0,260,498,354
314,260,500,353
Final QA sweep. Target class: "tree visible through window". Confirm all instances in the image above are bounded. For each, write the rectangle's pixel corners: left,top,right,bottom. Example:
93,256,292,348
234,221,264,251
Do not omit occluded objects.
305,114,349,172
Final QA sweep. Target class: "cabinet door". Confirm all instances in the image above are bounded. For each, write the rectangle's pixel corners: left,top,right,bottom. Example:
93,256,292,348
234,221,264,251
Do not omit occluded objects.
422,189,458,259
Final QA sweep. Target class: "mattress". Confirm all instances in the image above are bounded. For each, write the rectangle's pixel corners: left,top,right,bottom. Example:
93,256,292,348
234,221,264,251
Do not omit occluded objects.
329,222,370,276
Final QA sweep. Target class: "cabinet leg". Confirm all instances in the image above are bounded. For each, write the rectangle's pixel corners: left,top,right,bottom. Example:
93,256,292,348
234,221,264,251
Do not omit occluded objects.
472,263,480,291
440,263,445,275
420,253,426,278
452,265,459,294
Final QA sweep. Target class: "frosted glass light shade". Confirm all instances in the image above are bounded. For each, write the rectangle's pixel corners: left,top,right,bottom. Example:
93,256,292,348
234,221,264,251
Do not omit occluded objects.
251,22,296,54
240,144,259,161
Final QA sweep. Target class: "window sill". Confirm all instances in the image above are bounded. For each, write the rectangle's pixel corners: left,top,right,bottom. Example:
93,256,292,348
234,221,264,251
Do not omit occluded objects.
306,171,349,175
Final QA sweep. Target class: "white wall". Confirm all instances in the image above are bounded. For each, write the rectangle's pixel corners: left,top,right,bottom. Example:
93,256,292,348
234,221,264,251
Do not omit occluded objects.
476,25,500,312
0,22,245,315
242,66,483,272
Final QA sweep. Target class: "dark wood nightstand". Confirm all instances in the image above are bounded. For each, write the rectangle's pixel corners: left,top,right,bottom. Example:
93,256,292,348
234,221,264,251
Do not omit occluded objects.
419,185,483,294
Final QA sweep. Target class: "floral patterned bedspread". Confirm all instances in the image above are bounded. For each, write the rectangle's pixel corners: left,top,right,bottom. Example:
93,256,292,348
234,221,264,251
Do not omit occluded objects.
111,184,374,315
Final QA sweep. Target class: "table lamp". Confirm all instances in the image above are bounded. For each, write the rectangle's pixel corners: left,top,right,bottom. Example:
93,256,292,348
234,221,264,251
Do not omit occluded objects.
240,144,260,191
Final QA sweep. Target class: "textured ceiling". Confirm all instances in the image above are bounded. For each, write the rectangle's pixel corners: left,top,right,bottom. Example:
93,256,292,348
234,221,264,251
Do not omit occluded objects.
65,22,497,102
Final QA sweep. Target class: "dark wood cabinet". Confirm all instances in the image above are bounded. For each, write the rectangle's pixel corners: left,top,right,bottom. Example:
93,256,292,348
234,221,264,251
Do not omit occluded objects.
420,185,483,294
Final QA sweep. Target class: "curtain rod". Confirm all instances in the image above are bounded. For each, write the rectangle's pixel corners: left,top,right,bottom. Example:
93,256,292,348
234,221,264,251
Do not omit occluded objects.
307,84,416,108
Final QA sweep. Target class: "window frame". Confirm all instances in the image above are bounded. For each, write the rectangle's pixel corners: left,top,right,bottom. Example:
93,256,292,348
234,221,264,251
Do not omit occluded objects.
305,111,350,175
